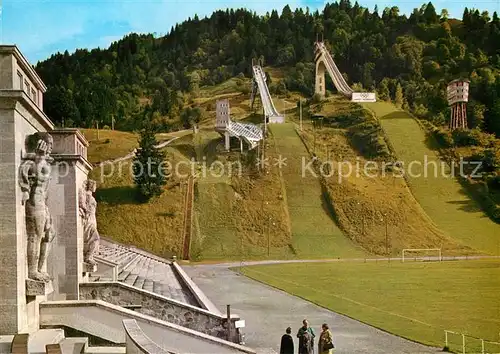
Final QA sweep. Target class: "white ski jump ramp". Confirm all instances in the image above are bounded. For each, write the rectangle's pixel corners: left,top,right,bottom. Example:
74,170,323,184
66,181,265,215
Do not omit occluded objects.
314,41,376,102
251,65,284,123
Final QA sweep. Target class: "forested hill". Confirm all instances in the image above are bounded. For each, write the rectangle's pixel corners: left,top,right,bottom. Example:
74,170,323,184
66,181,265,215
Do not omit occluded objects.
35,1,500,136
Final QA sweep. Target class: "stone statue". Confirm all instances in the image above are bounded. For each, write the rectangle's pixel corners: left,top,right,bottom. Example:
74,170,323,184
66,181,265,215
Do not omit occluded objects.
19,132,56,282
79,179,100,265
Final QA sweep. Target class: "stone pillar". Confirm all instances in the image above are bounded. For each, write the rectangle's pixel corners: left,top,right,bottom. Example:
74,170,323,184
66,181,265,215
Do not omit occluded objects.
315,59,326,97
225,132,230,152
47,130,92,301
0,92,54,334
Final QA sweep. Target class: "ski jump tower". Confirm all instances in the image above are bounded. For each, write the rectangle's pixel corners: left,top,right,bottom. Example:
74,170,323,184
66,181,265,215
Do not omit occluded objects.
447,79,470,130
314,40,376,102
250,59,284,123
215,99,263,151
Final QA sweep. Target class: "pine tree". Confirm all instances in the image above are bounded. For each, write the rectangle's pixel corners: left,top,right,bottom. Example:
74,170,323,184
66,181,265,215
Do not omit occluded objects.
395,83,404,107
133,125,168,201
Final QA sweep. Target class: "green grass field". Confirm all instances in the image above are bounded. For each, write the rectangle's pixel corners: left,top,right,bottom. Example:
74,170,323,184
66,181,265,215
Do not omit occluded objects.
239,260,500,352
81,129,139,164
270,123,366,258
364,102,500,255
82,128,190,164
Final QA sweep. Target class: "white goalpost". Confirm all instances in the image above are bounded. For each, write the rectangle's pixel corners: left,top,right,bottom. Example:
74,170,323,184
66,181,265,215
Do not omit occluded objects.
402,248,442,262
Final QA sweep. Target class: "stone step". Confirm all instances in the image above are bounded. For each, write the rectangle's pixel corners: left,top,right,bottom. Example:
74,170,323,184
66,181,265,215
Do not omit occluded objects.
0,335,14,354
117,270,130,281
121,255,141,272
59,337,88,354
84,347,126,354
152,281,162,294
133,276,146,289
143,279,154,292
124,274,138,285
28,329,65,354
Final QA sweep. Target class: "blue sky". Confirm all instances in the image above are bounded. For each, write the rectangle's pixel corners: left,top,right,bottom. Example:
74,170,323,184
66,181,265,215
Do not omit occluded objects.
1,0,499,64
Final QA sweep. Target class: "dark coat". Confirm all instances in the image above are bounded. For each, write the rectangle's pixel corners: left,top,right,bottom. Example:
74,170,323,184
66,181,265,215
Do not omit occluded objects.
280,334,294,354
298,331,313,354
297,326,315,354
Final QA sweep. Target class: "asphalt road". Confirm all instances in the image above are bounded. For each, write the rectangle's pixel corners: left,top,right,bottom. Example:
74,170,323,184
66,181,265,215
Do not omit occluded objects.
184,264,440,354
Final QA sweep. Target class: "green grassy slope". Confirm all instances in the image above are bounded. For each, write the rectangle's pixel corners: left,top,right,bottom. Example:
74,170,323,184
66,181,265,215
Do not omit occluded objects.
89,135,194,258
240,260,500,353
192,129,294,261
270,123,366,258
364,102,500,255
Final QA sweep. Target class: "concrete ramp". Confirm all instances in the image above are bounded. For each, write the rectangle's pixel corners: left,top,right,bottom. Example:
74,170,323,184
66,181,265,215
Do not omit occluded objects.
40,300,256,354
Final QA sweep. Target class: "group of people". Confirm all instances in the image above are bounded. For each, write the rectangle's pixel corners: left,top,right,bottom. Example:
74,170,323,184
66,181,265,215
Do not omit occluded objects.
280,319,334,354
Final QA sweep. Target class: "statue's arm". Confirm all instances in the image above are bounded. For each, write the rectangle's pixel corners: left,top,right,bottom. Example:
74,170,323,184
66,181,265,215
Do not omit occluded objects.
78,189,87,218
18,161,32,205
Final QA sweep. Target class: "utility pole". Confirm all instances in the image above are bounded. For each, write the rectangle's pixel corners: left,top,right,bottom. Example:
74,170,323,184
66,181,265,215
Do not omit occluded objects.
267,215,271,257
313,121,316,154
385,215,389,257
283,98,286,121
112,115,115,130
261,132,265,171
96,121,100,140
299,99,303,131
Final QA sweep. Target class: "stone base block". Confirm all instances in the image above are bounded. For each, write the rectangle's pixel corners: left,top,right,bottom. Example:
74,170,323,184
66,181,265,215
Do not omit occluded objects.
82,262,97,273
26,279,54,296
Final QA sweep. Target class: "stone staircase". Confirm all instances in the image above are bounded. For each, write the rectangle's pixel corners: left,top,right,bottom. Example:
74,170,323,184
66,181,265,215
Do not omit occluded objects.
95,241,196,305
0,329,125,354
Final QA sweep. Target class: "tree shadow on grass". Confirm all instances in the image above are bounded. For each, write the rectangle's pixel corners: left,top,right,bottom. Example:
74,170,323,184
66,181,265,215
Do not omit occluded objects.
172,143,196,161
240,112,264,125
378,110,413,121
446,199,482,213
96,186,141,205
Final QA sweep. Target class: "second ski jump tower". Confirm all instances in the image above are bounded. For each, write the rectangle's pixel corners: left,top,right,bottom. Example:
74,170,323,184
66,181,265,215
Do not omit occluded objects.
314,41,376,102
251,60,285,123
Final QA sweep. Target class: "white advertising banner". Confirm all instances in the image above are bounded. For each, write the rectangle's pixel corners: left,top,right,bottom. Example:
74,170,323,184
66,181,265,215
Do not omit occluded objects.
351,92,376,102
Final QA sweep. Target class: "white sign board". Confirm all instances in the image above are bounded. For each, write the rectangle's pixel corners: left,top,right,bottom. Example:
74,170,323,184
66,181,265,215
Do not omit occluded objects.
351,92,376,102
235,320,246,328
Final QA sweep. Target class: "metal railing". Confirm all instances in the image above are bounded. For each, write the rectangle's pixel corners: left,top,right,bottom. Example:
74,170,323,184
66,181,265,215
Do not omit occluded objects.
445,330,500,353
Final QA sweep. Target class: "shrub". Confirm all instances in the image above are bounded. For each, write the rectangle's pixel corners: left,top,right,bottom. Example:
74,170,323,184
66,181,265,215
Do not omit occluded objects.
433,128,453,148
487,175,500,190
311,93,322,104
471,129,496,146
482,148,500,172
431,112,446,126
348,122,392,159
452,128,495,147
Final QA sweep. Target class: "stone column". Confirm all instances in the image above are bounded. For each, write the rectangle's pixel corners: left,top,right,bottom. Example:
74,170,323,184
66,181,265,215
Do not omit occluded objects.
0,96,54,334
315,59,326,97
47,130,92,301
225,132,230,152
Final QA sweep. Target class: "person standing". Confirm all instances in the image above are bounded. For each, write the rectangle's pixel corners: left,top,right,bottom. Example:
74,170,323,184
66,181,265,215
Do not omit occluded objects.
318,323,334,354
297,319,315,354
280,327,294,354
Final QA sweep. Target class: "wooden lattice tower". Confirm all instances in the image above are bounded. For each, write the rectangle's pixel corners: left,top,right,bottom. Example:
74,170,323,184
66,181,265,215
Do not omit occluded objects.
447,79,470,130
